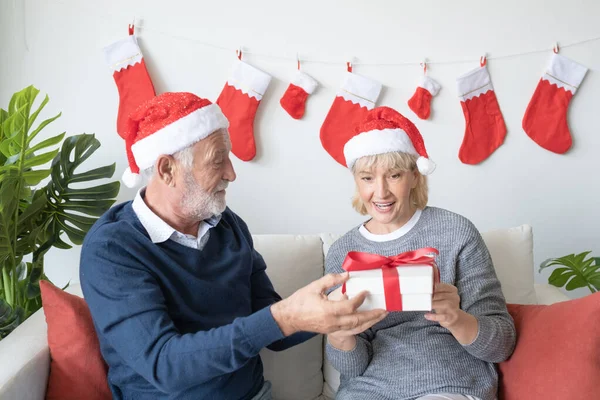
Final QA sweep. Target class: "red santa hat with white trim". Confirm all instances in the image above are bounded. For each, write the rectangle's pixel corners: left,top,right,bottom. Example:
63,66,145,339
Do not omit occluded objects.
121,92,229,187
342,106,436,175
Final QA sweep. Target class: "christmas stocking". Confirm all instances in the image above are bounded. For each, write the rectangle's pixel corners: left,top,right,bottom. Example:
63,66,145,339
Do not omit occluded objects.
280,70,318,119
216,59,272,161
408,76,441,120
522,53,588,154
103,29,156,140
456,61,506,165
320,71,382,166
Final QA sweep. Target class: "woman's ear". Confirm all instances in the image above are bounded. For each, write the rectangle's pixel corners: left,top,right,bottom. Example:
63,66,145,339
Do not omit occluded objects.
156,155,177,187
412,169,420,189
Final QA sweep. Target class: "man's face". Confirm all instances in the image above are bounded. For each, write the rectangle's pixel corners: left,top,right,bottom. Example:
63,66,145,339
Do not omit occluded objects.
178,130,236,220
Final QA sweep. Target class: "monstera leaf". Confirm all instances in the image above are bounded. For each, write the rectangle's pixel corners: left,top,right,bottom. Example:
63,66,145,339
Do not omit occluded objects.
540,251,600,293
43,134,120,249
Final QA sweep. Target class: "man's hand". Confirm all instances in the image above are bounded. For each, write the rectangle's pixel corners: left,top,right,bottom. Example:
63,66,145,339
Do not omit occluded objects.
270,273,388,337
424,283,479,345
325,287,386,351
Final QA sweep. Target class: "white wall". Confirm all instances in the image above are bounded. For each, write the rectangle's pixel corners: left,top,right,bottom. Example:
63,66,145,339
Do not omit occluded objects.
1,0,599,298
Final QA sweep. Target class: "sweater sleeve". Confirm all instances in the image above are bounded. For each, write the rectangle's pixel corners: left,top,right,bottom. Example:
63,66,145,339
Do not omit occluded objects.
323,239,373,377
80,236,284,394
455,224,517,363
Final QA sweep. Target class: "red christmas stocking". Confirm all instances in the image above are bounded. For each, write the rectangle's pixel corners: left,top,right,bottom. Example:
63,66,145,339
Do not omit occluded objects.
408,76,441,120
280,70,318,119
522,53,588,154
456,60,506,165
216,59,272,161
103,28,156,140
320,71,382,166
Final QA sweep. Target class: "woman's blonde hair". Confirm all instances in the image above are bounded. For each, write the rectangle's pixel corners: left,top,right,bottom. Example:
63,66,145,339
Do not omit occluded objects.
351,152,428,215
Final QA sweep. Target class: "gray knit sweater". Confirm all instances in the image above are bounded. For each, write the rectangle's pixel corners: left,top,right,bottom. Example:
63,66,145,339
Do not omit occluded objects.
325,207,516,400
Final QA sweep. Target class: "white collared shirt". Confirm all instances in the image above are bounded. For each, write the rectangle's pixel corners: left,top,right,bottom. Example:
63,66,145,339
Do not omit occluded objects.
132,188,221,250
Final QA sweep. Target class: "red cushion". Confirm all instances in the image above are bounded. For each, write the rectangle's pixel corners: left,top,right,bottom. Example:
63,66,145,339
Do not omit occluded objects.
499,292,600,400
40,280,111,400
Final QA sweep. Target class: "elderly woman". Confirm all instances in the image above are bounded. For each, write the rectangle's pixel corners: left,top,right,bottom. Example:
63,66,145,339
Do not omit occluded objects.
325,107,515,400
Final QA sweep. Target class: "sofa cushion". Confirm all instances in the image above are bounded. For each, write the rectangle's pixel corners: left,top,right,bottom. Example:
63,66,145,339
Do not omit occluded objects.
40,280,111,400
499,293,600,399
480,225,537,304
253,235,325,400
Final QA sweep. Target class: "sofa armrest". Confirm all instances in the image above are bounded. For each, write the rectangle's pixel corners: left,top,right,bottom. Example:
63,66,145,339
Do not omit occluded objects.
534,283,570,305
0,308,50,400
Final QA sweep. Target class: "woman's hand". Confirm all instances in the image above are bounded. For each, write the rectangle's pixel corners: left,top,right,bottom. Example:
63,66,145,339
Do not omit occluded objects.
424,283,479,345
326,287,388,351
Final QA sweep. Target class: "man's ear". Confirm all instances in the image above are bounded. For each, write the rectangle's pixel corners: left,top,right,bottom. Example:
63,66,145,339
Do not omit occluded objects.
156,155,177,187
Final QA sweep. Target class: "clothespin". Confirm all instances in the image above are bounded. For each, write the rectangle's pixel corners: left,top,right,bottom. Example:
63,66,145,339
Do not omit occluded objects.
128,17,135,35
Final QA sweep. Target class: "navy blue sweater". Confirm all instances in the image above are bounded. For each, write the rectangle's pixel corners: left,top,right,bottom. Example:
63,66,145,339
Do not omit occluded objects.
80,202,313,399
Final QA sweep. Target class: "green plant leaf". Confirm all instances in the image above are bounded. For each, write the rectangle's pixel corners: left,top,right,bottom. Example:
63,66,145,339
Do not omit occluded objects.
25,132,65,155
27,94,48,131
548,268,573,288
26,112,61,146
17,191,47,227
0,103,29,155
11,86,39,121
541,251,599,293
0,303,24,339
0,108,8,141
22,169,52,185
23,149,59,169
587,273,600,292
41,134,118,251
12,261,27,282
69,164,116,184
565,275,588,291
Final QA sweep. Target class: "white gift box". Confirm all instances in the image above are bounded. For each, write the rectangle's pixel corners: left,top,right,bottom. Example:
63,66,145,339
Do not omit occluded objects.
345,265,435,312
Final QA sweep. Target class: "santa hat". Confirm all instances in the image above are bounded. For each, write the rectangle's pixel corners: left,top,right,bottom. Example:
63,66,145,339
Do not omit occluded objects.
343,106,436,175
121,92,229,187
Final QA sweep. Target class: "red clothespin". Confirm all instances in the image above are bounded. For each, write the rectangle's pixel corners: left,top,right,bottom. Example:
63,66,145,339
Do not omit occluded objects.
346,61,353,73
297,53,301,70
553,42,560,54
480,55,487,67
128,17,135,35
420,60,428,75
236,46,243,60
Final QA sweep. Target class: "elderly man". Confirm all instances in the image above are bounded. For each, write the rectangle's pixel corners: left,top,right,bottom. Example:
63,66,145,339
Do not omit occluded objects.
80,92,387,400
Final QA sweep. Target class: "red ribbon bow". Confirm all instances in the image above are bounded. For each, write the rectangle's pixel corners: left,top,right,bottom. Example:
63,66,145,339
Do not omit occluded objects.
341,247,440,311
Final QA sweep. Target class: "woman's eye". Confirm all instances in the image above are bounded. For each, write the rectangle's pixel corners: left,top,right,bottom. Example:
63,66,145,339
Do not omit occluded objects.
391,173,401,179
361,176,372,182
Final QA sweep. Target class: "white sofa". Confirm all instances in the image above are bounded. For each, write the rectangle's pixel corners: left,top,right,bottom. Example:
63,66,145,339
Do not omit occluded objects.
0,225,569,400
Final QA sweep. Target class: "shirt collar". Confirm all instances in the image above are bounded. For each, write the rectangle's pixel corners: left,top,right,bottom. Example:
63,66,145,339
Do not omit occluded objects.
132,187,222,244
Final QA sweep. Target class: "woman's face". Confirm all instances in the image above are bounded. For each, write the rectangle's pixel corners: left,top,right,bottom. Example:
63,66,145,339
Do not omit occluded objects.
354,164,418,229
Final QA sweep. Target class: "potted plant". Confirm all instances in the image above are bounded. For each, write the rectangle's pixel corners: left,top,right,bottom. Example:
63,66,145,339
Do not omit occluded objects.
0,86,120,339
539,251,600,294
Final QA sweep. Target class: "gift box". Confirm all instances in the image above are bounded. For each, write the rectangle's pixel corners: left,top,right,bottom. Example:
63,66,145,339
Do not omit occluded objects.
341,247,440,312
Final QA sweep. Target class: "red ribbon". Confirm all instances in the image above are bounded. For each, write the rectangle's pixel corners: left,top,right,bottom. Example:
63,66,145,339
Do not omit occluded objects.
341,247,440,311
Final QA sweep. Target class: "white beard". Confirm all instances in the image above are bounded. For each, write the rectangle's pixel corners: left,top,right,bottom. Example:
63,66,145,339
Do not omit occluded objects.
181,173,228,221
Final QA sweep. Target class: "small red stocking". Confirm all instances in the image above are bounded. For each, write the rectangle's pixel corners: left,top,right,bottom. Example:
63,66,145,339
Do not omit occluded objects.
280,70,318,119
408,76,441,120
